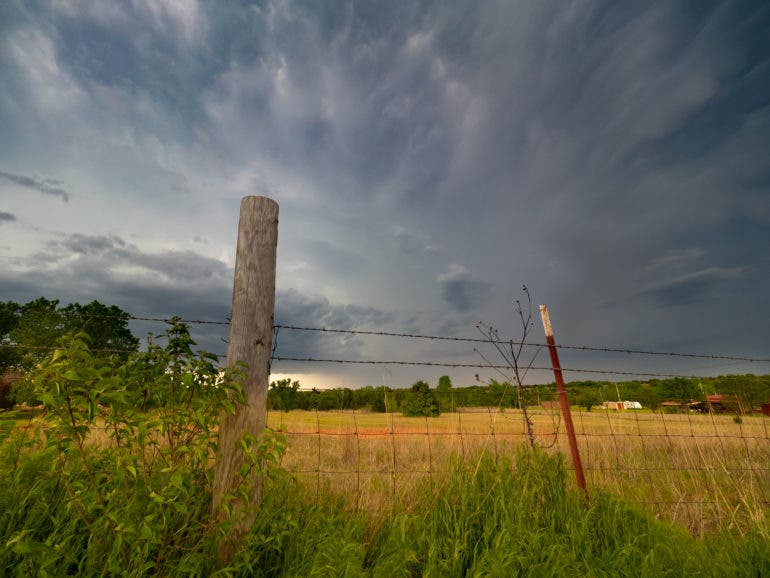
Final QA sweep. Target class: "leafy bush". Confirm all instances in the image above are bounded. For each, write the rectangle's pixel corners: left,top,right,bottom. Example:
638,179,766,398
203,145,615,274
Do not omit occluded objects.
402,380,440,417
0,320,285,576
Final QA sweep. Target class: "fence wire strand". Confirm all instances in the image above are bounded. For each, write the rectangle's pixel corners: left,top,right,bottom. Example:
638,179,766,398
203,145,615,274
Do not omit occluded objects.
4,308,770,534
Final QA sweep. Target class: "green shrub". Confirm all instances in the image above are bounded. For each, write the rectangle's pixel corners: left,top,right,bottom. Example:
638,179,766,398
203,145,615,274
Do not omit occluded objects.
402,380,440,417
0,320,284,576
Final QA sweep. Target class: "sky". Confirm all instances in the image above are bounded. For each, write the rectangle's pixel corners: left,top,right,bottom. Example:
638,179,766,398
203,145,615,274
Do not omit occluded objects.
1,0,769,390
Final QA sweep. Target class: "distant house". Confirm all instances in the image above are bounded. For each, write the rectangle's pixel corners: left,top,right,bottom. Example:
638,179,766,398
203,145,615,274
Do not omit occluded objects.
601,401,642,411
602,401,625,411
661,400,686,412
690,394,741,414
662,395,742,414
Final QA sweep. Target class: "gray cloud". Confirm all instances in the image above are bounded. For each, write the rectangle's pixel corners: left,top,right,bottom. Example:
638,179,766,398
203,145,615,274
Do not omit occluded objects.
274,288,393,362
0,211,16,223
392,225,442,255
632,268,745,308
60,234,127,254
0,170,70,202
1,1,769,384
49,234,231,283
437,265,491,313
1,232,395,364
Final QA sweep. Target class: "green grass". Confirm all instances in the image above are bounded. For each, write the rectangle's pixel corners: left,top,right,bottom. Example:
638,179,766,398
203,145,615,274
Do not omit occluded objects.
2,429,769,576
228,448,770,577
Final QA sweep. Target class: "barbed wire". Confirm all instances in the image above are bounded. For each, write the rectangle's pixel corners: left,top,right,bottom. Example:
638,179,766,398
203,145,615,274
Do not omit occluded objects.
274,324,770,364
17,311,768,364
1,341,765,380
0,343,147,355
270,355,716,379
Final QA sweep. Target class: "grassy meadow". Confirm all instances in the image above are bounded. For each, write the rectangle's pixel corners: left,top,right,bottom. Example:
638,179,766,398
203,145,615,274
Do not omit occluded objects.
2,405,770,575
268,407,770,535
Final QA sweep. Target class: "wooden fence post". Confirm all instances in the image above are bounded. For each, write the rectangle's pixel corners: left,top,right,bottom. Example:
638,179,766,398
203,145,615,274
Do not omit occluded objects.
212,196,279,563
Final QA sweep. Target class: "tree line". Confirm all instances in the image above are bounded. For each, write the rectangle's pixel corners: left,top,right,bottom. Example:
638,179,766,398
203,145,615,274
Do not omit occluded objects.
268,374,770,416
3,297,769,415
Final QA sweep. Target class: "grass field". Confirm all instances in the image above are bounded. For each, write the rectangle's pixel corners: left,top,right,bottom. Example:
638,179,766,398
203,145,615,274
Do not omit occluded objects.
3,405,769,575
267,408,770,535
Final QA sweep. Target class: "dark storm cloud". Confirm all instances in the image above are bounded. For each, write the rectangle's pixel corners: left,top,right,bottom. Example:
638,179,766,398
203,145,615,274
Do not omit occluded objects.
1,0,769,382
274,288,393,361
0,170,70,202
632,268,745,308
0,211,15,223
49,234,230,282
438,265,491,313
2,233,393,361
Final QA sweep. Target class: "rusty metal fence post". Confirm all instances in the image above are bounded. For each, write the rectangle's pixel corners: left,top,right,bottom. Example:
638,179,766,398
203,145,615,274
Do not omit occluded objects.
539,305,587,496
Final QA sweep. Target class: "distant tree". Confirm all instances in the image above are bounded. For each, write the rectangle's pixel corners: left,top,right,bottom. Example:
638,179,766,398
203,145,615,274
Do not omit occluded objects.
713,374,770,411
636,387,661,411
435,376,453,412
661,378,702,404
488,378,515,408
269,378,301,412
437,375,452,392
574,388,601,412
370,386,388,413
355,385,388,412
340,387,354,410
403,380,440,417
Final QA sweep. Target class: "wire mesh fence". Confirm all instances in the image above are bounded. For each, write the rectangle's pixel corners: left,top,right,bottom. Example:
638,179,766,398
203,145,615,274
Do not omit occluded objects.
2,312,769,534
265,401,770,535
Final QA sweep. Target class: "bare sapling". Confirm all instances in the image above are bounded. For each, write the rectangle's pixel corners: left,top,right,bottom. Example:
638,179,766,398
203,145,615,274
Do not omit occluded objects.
475,286,542,448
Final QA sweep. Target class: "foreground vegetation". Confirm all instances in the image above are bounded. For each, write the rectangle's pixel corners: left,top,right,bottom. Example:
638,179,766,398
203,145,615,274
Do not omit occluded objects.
3,431,770,575
1,324,769,574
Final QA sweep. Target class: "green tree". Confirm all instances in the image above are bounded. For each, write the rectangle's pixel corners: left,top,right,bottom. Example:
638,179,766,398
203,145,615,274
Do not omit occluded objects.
269,378,301,412
661,378,702,404
636,386,661,411
435,376,453,412
1,297,139,372
61,301,139,357
574,388,601,412
403,380,440,417
370,386,388,412
1,297,140,406
8,298,64,370
437,375,452,392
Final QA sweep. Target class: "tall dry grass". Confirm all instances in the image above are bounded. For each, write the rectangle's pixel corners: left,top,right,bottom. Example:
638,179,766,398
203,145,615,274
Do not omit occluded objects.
268,407,770,535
